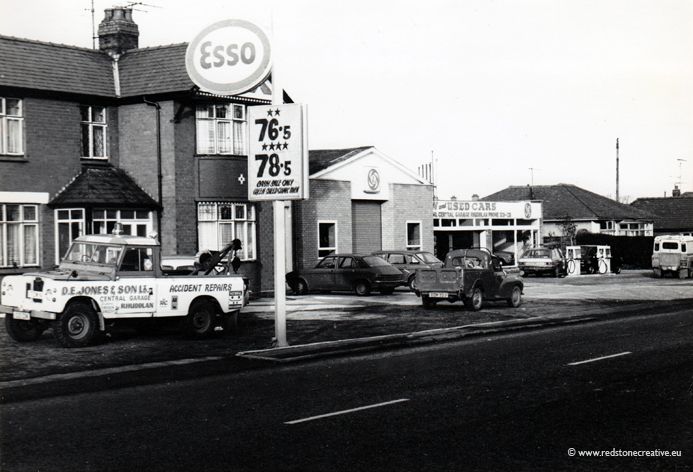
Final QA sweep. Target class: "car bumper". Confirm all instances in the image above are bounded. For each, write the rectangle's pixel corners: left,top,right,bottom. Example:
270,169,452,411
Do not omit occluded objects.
0,304,56,320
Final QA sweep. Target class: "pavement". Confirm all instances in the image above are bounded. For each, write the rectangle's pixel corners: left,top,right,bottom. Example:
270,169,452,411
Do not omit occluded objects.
1,270,692,402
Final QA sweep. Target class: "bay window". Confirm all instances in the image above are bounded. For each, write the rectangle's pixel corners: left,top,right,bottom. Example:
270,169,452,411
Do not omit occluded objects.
196,103,246,155
197,202,256,260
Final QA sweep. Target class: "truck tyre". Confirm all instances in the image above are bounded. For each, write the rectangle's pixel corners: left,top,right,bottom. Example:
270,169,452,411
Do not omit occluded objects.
54,302,99,348
422,295,437,308
407,274,417,290
185,301,217,338
5,316,45,342
507,286,522,308
354,280,371,296
223,310,240,335
464,287,483,311
653,268,662,278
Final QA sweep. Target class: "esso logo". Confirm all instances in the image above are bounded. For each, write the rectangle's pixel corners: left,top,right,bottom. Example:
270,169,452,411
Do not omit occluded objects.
186,19,272,96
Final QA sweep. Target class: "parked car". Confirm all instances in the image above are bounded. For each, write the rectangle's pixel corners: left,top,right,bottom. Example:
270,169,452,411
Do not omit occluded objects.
372,250,443,289
518,247,566,277
493,250,516,267
286,254,404,296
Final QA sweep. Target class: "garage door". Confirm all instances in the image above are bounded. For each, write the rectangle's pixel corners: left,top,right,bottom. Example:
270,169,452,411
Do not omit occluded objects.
352,200,382,253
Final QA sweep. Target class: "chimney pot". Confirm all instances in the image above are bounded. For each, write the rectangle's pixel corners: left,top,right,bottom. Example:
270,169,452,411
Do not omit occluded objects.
98,7,139,56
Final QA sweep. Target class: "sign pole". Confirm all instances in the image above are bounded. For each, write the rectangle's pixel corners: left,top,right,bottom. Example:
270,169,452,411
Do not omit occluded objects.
272,70,288,347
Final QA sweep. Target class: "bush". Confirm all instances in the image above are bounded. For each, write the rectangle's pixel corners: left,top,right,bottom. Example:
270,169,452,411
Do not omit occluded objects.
575,233,653,269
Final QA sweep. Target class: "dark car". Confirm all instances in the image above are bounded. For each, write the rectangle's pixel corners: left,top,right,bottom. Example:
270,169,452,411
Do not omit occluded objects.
286,254,404,296
372,250,443,289
518,247,566,277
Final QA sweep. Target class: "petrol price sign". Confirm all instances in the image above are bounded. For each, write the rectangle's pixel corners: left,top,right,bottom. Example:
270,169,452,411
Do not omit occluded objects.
247,104,309,201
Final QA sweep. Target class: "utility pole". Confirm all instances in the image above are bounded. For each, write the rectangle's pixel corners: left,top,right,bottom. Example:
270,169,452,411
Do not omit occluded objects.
616,138,620,203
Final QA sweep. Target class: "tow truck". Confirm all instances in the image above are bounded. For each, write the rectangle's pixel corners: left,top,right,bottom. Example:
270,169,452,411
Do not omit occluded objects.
0,233,248,347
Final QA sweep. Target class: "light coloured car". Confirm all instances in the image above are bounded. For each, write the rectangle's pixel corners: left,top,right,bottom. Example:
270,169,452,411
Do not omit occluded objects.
518,247,566,277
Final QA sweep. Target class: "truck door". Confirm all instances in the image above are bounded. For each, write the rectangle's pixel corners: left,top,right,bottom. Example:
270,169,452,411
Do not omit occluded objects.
113,247,156,317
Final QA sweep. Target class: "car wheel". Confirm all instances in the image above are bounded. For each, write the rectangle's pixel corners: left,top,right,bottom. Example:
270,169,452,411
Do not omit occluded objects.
422,295,437,308
184,301,216,338
464,287,483,311
507,286,522,308
5,316,45,342
54,302,99,348
354,280,371,296
407,275,417,291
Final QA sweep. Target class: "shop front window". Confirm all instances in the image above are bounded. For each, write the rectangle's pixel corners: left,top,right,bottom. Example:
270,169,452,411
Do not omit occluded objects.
0,203,38,267
197,202,256,260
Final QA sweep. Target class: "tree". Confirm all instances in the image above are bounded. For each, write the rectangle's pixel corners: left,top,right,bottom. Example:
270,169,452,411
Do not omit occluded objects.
559,215,577,246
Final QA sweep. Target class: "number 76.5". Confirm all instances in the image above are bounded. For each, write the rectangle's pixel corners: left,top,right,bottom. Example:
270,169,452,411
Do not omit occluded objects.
255,119,291,141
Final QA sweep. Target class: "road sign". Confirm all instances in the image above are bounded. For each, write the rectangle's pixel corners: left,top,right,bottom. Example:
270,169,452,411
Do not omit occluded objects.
185,19,272,96
247,104,309,201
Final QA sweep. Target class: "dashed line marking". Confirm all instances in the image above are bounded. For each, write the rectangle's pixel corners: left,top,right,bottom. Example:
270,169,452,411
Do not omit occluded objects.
285,398,410,425
567,351,632,366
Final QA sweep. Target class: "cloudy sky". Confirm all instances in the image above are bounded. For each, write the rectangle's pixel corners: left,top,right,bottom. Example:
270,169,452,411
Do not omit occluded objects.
2,0,691,201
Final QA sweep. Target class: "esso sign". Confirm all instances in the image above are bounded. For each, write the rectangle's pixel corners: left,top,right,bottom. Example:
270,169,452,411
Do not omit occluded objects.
186,19,272,96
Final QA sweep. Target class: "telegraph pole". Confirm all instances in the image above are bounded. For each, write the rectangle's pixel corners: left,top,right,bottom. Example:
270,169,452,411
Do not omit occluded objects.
616,138,620,203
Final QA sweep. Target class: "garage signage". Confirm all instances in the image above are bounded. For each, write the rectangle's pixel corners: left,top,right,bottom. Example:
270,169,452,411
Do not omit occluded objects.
185,19,272,96
247,104,309,201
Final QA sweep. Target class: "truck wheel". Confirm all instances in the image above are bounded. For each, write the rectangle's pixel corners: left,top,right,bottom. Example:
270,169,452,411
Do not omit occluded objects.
223,310,240,334
464,287,483,311
5,316,45,342
54,302,99,348
185,301,217,338
354,281,371,296
653,268,662,278
293,278,308,295
422,295,437,308
507,286,522,308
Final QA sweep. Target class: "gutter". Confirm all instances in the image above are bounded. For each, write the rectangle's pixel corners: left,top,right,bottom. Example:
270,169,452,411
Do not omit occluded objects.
143,97,163,239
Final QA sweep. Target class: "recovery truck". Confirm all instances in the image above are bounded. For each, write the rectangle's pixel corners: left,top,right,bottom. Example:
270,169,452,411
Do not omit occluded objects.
0,233,248,347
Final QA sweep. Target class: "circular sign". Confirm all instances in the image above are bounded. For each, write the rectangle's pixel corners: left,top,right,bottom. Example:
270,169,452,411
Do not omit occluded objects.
367,169,381,192
524,202,532,219
185,19,272,96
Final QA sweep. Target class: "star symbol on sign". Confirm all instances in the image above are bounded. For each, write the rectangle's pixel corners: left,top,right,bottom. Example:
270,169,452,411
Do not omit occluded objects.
282,142,289,150
267,109,273,116
262,143,268,151
238,173,246,185
269,143,275,150
274,108,281,116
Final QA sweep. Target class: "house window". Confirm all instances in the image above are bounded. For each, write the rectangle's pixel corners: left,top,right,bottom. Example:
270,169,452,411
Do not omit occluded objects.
406,221,422,250
318,221,337,258
196,104,246,155
197,202,256,260
80,105,107,159
1,98,23,155
0,204,38,267
92,209,152,237
55,209,85,264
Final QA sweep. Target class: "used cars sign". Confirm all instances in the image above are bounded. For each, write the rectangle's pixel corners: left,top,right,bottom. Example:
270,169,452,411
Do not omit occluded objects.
185,19,272,96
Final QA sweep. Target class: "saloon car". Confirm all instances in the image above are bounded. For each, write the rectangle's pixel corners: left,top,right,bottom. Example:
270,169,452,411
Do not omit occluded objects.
372,250,443,289
518,247,566,277
286,254,404,296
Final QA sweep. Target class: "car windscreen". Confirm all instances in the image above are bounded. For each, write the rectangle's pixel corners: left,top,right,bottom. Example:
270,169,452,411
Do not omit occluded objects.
362,256,390,267
417,252,441,263
63,243,122,265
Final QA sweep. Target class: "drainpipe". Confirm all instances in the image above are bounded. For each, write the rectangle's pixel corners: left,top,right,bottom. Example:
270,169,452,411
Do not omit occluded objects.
143,97,163,241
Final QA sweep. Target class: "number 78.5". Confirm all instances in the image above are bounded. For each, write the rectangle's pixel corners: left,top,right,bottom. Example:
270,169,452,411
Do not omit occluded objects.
255,154,291,177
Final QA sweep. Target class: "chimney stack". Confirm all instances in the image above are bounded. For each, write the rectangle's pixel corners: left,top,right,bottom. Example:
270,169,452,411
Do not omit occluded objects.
98,7,139,56
672,185,681,197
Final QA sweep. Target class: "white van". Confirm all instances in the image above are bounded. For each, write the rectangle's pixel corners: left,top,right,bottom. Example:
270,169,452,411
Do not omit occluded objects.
652,234,693,279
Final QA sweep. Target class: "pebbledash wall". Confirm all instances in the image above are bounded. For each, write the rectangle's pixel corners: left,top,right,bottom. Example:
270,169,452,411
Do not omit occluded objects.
292,147,434,270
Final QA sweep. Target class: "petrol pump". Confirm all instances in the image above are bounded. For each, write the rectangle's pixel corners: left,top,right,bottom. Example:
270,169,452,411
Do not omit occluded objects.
566,246,581,276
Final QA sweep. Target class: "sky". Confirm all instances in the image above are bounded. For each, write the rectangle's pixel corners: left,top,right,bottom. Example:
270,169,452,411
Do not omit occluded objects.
1,0,691,201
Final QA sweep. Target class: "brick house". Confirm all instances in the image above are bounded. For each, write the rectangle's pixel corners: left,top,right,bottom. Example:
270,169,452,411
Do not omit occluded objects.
631,186,693,236
0,7,277,293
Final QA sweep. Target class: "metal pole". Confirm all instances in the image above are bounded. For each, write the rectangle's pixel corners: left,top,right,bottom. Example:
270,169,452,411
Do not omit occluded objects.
616,138,620,203
272,68,288,347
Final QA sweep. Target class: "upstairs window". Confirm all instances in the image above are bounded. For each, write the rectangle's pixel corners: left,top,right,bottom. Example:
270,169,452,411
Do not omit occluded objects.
1,98,23,155
80,105,108,159
196,104,246,155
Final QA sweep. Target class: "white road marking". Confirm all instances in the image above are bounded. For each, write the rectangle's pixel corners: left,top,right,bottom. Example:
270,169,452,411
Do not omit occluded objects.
285,398,410,425
567,351,632,366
